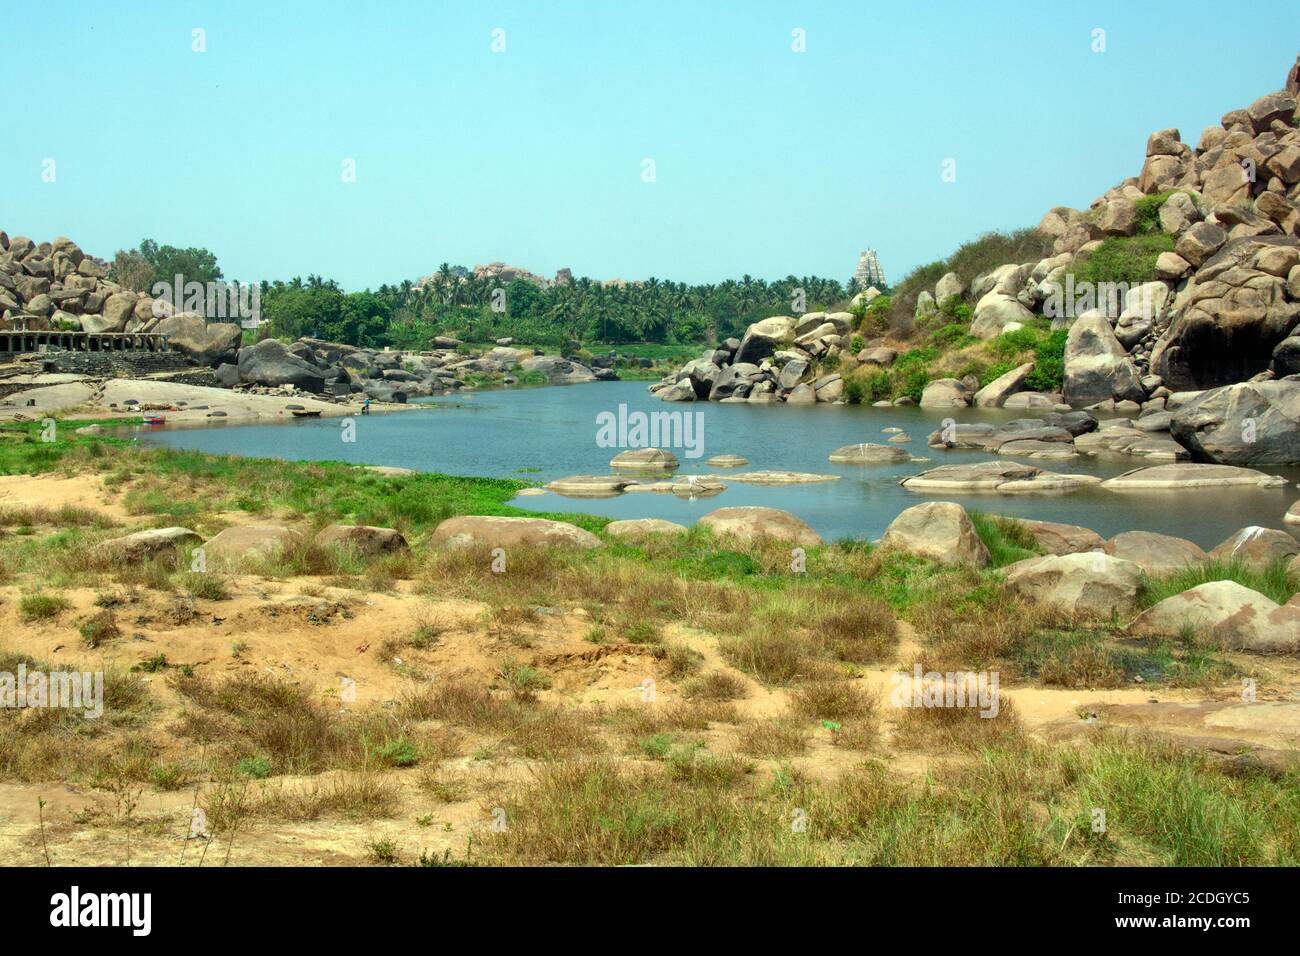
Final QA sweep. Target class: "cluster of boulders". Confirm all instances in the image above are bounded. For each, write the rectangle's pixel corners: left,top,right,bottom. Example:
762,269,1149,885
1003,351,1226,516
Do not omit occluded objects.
1,230,623,402
649,311,856,403
218,338,617,401
0,233,244,361
877,501,1300,652
653,53,1300,466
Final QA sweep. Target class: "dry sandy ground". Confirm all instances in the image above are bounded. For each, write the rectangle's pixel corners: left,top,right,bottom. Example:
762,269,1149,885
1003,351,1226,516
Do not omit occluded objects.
0,473,1297,866
0,376,412,425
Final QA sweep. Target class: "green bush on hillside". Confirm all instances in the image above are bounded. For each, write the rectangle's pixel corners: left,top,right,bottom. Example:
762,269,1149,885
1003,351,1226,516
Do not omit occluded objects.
1023,329,1069,392
1068,235,1175,286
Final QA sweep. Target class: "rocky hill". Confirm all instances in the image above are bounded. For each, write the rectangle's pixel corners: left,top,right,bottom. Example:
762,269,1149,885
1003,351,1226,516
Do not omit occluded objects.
0,233,619,403
654,51,1300,466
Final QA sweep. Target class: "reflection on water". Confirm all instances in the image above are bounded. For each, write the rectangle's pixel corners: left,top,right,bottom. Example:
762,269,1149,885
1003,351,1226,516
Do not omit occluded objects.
133,381,1299,549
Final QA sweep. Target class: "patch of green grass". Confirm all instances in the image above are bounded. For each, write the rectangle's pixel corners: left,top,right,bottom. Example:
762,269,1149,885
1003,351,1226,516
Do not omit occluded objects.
1143,558,1296,608
970,512,1042,567
1067,234,1176,286
19,592,72,621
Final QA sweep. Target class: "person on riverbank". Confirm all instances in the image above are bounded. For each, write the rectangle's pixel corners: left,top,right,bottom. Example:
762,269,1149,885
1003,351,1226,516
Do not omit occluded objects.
361,398,371,415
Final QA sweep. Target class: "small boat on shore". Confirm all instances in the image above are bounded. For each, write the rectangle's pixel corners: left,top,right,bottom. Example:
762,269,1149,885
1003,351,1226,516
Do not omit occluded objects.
291,409,322,418
142,416,167,426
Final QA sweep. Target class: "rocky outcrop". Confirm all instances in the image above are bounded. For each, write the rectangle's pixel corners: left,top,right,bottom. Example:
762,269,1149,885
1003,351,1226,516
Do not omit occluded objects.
1168,377,1300,465
237,339,327,393
652,314,847,405
98,527,203,561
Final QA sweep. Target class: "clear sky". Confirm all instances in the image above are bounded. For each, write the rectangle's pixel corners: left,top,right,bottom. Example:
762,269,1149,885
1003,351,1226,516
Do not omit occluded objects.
5,1,1298,290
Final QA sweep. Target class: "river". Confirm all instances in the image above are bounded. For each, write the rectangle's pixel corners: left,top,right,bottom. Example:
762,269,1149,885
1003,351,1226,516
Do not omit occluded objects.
131,381,1299,549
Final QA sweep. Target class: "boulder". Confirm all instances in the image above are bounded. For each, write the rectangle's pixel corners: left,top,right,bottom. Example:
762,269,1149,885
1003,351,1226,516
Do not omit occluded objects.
696,506,823,547
610,448,680,471
828,443,911,464
734,316,795,365
972,363,1034,408
919,378,970,408
155,314,242,367
1003,552,1146,619
98,527,203,561
1168,378,1300,466
971,292,1034,339
935,272,965,303
237,339,327,392
705,455,748,468
1128,581,1299,652
519,355,597,384
314,524,409,555
1063,313,1144,406
1100,463,1287,490
429,516,603,550
1209,526,1300,564
879,501,989,568
1174,221,1227,267
545,475,633,497
997,517,1104,556
1104,530,1207,573
204,525,304,564
603,518,689,539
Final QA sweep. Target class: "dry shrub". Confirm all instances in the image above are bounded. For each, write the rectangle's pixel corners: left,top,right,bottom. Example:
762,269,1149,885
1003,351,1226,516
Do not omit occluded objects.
790,680,878,722
681,670,749,702
891,696,1023,751
735,718,810,758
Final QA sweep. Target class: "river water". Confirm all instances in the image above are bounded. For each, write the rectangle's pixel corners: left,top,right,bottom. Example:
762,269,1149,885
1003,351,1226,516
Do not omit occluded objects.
132,381,1299,549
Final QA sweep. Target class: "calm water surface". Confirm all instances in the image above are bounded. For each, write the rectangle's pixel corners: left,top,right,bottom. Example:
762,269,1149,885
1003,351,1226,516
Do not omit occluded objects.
133,381,1299,549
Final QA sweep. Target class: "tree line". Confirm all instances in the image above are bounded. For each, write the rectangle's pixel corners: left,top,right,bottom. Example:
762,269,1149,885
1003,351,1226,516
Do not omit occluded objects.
109,242,878,349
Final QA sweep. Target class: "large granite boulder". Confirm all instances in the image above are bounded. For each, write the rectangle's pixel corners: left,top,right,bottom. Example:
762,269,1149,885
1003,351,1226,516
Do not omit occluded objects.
1168,378,1300,466
314,524,409,555
1104,530,1208,573
696,506,823,547
603,518,689,539
1063,313,1144,406
155,313,242,367
879,501,989,568
1128,581,1300,652
1003,552,1147,619
98,527,203,561
237,339,327,392
204,525,304,564
734,316,795,365
1209,526,1300,564
429,516,603,550
972,363,1034,408
996,517,1104,555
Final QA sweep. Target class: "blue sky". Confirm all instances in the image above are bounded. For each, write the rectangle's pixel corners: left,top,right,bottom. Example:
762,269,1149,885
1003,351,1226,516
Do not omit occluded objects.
5,1,1298,289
